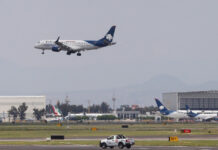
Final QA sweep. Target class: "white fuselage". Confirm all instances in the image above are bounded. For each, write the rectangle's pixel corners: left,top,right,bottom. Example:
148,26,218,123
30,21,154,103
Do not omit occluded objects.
34,40,99,51
180,110,218,120
166,111,188,119
194,113,217,120
34,26,116,56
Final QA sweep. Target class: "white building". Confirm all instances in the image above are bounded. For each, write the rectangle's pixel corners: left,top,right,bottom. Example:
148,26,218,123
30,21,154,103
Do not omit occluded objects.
0,96,46,122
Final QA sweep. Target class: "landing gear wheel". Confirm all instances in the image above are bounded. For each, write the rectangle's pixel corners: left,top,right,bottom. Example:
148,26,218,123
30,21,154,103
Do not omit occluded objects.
67,51,71,55
77,52,81,56
126,144,131,149
118,143,124,149
41,50,45,55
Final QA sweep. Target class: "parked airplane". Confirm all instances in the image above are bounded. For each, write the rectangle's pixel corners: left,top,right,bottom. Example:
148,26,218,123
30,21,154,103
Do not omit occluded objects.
185,105,217,121
46,105,63,122
51,105,62,117
155,98,188,119
34,26,116,56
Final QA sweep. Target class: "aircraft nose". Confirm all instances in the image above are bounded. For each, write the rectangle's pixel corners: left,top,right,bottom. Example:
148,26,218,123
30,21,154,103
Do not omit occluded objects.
34,43,40,49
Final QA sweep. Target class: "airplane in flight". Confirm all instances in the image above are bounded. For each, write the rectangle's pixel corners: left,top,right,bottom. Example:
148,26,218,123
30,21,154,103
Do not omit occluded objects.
155,98,188,119
185,105,217,121
34,26,116,56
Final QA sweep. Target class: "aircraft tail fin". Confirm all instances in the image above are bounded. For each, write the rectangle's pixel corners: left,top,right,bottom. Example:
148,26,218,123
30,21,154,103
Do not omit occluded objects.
52,105,62,117
98,26,116,44
185,105,191,112
155,98,169,115
185,105,197,117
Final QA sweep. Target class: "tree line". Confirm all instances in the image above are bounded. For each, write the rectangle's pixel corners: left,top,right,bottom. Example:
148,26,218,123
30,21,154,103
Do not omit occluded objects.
117,105,158,114
52,101,158,117
7,101,158,121
8,102,45,122
7,101,112,121
49,101,112,117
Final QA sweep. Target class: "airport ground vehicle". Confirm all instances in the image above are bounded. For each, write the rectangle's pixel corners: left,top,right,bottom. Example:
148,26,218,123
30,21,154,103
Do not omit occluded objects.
99,134,134,149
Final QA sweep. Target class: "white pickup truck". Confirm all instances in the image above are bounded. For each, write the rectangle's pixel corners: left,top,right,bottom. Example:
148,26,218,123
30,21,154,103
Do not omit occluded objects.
99,134,135,149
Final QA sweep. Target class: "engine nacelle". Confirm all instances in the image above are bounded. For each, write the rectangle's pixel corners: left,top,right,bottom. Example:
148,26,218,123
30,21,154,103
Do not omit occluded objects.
51,46,61,52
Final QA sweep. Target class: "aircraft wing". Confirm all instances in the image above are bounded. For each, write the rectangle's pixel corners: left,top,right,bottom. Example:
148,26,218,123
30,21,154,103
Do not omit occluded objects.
55,37,78,53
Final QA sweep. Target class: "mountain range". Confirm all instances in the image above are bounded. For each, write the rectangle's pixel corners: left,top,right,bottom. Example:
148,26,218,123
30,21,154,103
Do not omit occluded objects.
45,75,218,107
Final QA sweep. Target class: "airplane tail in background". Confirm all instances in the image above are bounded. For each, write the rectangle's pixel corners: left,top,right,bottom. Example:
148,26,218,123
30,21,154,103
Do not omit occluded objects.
155,98,170,115
185,105,191,113
52,105,62,117
185,105,197,117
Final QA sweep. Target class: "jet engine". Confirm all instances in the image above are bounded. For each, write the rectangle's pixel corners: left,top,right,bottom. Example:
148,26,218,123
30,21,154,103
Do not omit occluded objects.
51,46,61,52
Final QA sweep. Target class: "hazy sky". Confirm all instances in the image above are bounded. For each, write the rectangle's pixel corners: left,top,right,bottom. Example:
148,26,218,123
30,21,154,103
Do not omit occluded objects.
0,0,218,94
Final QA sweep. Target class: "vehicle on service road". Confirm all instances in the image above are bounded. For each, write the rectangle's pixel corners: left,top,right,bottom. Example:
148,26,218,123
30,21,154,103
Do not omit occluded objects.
99,135,134,149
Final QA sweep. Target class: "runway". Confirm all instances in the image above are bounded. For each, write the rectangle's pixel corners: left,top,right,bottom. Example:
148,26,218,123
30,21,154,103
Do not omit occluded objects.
0,145,217,150
0,135,218,150
1,134,218,142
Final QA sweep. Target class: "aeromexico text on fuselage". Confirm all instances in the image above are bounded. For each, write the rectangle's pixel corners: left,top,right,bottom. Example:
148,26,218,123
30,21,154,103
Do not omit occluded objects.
34,26,116,56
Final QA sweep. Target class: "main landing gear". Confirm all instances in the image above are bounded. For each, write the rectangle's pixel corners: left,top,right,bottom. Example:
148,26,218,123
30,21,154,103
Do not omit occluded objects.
67,51,71,55
41,50,45,55
67,51,78,56
77,52,81,56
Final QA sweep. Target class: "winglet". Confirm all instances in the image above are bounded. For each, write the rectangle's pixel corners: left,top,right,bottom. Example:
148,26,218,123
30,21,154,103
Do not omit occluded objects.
55,36,60,44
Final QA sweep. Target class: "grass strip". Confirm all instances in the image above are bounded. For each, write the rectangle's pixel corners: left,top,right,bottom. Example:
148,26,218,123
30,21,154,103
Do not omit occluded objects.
0,140,218,147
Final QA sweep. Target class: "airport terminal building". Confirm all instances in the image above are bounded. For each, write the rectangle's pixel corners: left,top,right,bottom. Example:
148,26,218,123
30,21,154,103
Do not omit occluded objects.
116,111,140,120
0,96,46,122
162,91,218,111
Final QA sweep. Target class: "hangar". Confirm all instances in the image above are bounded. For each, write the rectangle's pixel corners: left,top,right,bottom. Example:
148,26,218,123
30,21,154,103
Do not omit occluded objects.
0,96,46,122
162,91,218,111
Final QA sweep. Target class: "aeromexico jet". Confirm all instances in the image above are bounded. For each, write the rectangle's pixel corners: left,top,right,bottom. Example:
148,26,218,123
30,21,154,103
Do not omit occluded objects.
185,105,217,121
155,98,188,119
34,26,116,56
